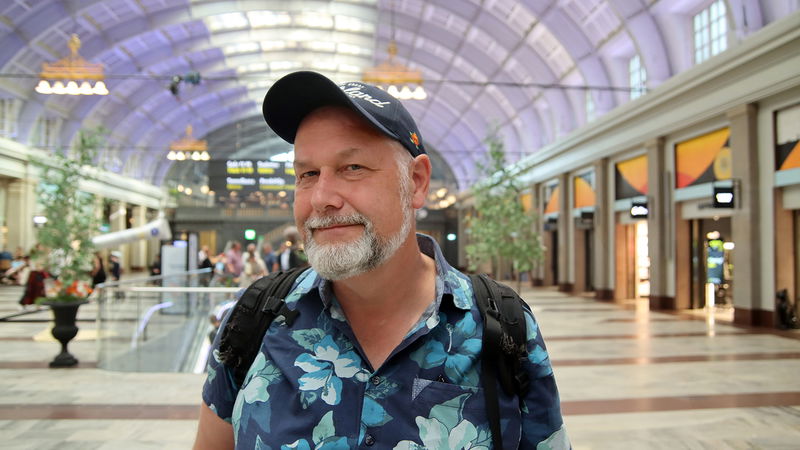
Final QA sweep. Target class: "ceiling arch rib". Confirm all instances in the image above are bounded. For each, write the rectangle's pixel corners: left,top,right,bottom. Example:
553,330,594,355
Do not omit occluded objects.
150,106,250,184
385,2,576,157
606,0,672,85
130,87,251,171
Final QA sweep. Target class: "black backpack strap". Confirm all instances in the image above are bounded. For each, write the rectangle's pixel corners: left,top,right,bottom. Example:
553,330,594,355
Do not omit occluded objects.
470,273,530,450
218,267,305,387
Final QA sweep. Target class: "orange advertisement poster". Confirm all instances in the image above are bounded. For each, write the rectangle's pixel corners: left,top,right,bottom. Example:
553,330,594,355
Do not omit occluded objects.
574,173,595,208
614,155,647,200
675,127,731,188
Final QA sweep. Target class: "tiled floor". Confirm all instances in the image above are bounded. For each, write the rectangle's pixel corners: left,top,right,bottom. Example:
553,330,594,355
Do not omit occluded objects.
1,284,799,449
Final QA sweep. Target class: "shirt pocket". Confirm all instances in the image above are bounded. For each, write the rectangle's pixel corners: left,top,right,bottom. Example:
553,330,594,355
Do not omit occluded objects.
411,377,487,414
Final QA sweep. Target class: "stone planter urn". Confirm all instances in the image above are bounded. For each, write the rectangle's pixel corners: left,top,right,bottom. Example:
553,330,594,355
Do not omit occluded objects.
43,300,88,368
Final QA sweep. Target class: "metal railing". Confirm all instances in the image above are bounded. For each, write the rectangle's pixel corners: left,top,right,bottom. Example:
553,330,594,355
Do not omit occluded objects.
95,269,240,373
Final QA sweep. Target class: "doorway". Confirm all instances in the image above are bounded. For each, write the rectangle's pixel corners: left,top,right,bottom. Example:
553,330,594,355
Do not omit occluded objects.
574,224,594,293
690,217,734,309
614,219,649,300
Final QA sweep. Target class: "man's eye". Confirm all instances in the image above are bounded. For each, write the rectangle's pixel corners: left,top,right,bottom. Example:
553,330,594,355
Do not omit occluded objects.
346,164,363,171
299,171,318,179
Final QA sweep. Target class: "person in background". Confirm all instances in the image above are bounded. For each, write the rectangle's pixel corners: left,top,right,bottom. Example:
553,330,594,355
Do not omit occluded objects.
109,251,123,299
245,243,265,270
199,245,213,270
239,249,267,288
90,252,106,288
19,245,47,309
225,241,243,282
2,255,30,286
277,226,307,271
260,242,277,274
109,251,122,282
150,253,162,277
0,248,12,276
198,245,210,267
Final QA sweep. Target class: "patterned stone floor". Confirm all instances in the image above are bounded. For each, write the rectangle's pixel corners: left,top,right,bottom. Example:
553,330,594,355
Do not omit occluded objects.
0,283,798,449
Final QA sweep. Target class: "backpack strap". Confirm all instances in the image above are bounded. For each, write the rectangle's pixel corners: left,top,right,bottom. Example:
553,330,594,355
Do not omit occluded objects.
218,267,305,387
470,273,530,450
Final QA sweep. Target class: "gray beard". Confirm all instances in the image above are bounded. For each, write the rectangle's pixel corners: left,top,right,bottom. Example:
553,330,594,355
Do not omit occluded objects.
303,205,413,281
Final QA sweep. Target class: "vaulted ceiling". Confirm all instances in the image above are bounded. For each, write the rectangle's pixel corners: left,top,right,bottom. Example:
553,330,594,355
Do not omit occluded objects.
0,0,790,190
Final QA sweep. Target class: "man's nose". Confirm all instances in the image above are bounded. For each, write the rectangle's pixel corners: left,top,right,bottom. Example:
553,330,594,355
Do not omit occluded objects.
310,172,345,212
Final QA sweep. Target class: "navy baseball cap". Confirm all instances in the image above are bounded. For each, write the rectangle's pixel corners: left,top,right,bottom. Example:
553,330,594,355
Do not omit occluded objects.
262,71,426,157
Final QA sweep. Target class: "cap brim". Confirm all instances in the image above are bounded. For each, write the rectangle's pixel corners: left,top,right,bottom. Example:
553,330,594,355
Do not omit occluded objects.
262,71,398,144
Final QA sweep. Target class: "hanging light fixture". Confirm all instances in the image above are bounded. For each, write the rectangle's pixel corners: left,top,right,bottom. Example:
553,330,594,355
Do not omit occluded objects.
363,41,426,100
35,34,108,96
168,125,210,161
362,2,426,100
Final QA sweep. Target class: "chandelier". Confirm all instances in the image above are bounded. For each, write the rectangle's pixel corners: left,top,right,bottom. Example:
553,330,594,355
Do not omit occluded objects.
168,126,210,161
35,34,108,96
363,40,427,100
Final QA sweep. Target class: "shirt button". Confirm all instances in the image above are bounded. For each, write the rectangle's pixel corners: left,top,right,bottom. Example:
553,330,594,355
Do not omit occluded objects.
365,434,376,446
370,376,381,386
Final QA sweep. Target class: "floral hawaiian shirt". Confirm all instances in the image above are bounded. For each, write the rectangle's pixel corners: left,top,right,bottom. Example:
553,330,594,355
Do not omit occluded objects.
203,234,570,449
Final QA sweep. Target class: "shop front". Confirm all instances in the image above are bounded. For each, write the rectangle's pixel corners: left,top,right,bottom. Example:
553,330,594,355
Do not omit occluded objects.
673,127,736,313
613,154,649,300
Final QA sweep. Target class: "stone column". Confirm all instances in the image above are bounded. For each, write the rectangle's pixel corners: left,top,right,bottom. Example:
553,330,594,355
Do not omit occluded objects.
130,205,147,271
728,104,766,326
593,159,613,300
557,173,572,292
645,137,674,310
6,178,35,253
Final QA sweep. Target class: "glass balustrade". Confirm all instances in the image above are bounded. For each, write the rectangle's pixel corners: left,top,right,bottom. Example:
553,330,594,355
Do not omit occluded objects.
94,269,240,373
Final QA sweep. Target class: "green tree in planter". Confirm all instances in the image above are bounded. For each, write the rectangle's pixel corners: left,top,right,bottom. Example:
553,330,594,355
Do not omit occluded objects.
33,128,106,303
465,130,543,291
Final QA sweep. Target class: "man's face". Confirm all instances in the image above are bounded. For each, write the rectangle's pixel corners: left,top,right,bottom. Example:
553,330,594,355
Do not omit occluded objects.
293,107,418,280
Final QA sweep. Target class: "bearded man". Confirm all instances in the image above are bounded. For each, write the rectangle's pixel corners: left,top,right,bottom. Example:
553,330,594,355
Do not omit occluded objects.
194,71,569,449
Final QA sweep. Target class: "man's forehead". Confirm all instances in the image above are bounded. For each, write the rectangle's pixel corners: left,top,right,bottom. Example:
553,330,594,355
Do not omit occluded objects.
293,146,377,167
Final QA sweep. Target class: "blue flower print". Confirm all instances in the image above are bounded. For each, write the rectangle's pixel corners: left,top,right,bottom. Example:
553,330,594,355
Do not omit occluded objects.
295,334,368,406
282,411,350,449
393,394,490,449
524,311,553,378
410,313,482,385
233,352,283,436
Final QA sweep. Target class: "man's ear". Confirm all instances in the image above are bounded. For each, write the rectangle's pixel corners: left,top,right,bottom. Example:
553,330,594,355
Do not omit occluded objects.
410,154,431,209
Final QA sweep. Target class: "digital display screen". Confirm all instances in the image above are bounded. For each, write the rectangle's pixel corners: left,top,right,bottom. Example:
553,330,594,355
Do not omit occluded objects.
208,160,296,195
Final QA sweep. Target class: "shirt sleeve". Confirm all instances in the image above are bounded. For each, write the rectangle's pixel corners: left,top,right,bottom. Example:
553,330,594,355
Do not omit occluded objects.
201,309,240,422
519,307,572,449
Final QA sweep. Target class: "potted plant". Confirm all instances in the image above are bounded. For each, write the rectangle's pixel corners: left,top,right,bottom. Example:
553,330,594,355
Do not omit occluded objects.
465,129,543,291
32,128,105,368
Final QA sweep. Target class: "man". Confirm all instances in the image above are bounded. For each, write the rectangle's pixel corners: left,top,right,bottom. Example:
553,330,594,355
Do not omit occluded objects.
195,71,569,449
225,241,244,280
277,226,306,271
260,242,276,274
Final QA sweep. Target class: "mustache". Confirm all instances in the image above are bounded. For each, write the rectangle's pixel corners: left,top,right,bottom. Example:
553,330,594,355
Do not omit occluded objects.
304,213,369,230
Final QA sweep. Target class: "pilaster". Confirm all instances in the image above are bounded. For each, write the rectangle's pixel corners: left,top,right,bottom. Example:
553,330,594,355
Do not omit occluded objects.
727,103,767,326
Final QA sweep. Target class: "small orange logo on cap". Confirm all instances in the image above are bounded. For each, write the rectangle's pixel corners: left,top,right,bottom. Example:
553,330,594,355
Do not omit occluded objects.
410,132,420,148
